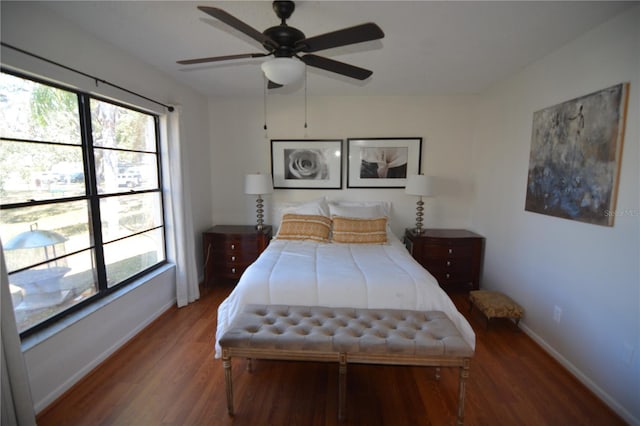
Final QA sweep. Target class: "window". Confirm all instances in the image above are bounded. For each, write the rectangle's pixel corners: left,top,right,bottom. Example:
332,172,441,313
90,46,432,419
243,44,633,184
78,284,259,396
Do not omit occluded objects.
0,71,166,336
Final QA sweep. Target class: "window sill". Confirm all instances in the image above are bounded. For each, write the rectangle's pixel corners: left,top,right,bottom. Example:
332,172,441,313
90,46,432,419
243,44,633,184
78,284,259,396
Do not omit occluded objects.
21,263,175,352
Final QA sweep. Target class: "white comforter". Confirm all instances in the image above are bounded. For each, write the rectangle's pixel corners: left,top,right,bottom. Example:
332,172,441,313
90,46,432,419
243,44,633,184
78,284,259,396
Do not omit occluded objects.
215,234,475,357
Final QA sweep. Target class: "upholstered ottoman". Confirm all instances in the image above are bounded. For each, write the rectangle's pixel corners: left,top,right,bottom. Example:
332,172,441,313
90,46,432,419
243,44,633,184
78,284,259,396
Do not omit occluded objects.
469,290,523,328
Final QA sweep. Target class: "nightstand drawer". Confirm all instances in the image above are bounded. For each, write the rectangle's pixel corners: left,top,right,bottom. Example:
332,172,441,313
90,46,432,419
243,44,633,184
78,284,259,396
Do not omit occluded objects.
424,258,471,273
222,241,255,252
210,237,261,252
424,260,473,283
216,264,249,280
422,244,473,259
211,250,259,264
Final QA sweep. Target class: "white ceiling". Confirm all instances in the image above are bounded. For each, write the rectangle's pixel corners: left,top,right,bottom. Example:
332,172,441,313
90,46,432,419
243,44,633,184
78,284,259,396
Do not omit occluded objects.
40,1,633,97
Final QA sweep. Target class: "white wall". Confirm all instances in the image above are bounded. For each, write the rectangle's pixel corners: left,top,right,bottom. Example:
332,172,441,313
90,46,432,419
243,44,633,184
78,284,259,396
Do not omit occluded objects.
1,2,212,413
208,95,479,237
471,6,639,423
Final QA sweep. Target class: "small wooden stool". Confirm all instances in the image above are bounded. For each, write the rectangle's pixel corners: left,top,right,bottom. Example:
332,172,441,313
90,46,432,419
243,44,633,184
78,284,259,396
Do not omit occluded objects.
469,290,523,328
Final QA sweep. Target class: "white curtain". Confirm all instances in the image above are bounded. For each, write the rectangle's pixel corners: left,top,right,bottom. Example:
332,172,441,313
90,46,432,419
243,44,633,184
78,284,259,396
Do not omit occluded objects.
1,242,36,426
160,107,200,307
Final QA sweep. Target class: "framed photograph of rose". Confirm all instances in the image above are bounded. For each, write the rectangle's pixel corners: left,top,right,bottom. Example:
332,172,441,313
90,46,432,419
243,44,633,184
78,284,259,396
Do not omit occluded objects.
347,138,422,188
271,139,343,189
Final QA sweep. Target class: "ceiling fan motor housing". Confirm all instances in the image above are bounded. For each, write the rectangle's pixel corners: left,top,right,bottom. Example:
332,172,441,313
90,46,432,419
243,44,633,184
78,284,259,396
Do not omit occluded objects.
264,25,305,57
265,1,305,57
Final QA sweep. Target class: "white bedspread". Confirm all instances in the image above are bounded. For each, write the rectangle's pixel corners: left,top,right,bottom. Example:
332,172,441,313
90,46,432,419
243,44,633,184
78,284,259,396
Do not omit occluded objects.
215,234,475,357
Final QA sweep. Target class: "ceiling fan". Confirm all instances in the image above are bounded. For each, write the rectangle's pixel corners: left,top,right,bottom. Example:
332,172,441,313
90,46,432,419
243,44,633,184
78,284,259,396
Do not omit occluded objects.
177,1,384,88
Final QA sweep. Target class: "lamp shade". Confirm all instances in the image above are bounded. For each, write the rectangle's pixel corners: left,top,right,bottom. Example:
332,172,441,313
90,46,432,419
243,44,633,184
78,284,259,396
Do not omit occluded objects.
244,173,273,195
405,175,433,197
261,58,305,85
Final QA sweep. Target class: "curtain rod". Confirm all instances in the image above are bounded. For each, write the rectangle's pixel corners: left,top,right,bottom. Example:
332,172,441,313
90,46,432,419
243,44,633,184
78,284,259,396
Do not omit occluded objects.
1,42,174,112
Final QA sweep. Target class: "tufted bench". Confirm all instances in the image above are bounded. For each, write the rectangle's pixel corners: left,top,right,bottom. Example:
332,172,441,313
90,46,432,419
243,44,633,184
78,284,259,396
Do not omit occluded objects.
219,304,474,425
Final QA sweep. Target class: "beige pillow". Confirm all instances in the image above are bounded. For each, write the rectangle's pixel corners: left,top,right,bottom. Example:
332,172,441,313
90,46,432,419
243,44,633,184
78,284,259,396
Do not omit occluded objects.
331,216,388,244
275,214,332,242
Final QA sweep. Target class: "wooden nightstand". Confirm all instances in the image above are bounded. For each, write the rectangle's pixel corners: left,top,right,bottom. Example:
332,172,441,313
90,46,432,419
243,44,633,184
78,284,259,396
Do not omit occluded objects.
404,228,484,292
203,225,272,286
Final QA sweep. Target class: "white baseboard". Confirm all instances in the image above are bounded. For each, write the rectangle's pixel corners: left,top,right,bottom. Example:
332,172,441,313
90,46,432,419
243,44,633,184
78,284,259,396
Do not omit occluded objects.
519,322,639,425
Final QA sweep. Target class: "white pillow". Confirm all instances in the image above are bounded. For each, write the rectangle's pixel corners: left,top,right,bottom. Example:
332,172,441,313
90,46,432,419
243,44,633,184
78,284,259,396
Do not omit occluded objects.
281,196,330,217
328,200,391,218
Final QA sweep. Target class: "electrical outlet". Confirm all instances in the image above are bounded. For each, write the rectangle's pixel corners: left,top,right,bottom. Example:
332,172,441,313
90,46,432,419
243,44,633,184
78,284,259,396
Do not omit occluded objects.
553,306,562,323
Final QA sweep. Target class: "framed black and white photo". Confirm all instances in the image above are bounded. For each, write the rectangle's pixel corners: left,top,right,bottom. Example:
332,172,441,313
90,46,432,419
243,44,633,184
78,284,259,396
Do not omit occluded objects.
347,138,422,188
271,139,343,189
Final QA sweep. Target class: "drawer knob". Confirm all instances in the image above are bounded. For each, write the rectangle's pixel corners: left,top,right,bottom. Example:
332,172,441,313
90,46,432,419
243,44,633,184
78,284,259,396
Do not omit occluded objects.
448,248,453,254
446,273,451,279
446,260,451,267
231,244,236,250
231,267,236,274
231,256,236,261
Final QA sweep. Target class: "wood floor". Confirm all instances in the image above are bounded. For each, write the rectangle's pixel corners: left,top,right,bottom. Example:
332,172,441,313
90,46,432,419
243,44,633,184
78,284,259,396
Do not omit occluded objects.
36,283,625,426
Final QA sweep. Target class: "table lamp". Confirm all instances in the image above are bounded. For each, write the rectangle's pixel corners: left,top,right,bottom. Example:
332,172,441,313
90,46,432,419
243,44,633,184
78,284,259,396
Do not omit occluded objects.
244,173,273,230
405,174,433,234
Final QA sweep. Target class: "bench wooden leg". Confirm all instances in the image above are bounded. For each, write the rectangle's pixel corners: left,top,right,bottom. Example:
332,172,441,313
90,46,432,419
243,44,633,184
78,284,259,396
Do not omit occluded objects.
338,353,347,421
456,358,470,425
222,351,234,417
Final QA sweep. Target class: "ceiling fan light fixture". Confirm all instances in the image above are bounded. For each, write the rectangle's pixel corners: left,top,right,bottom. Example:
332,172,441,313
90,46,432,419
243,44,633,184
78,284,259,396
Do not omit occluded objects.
261,57,305,85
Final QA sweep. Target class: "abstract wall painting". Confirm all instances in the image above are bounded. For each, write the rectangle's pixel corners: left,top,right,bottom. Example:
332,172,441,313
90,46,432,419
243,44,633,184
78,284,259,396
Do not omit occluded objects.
525,83,629,226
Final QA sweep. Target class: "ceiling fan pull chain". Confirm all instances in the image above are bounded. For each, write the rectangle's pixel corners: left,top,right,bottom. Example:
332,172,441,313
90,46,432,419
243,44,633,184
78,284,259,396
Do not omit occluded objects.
263,75,268,138
304,66,308,135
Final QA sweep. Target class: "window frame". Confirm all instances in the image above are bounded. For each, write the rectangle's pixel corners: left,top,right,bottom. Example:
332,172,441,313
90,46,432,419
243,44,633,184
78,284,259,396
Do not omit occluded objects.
0,68,168,337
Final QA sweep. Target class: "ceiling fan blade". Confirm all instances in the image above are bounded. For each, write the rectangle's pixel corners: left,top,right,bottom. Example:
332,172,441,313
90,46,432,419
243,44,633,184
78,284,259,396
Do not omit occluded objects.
198,6,278,49
268,80,284,90
177,53,269,65
301,54,373,80
295,23,384,53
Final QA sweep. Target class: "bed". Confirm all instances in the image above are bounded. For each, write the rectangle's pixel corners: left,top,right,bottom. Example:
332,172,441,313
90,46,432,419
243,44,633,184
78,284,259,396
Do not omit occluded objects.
215,199,475,357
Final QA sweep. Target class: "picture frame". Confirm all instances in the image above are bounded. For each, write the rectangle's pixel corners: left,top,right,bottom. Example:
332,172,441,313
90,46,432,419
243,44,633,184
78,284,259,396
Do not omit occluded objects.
347,137,422,188
525,83,629,226
271,139,343,189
